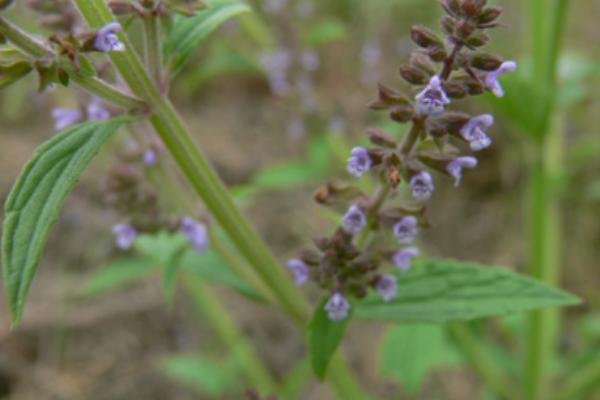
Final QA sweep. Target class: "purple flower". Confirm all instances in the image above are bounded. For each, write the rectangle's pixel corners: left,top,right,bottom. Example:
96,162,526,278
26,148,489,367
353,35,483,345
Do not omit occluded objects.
410,171,434,202
300,50,320,72
51,108,82,131
415,75,450,116
393,247,420,271
447,157,478,187
112,223,137,250
347,147,373,179
260,49,292,96
376,275,398,302
325,293,351,321
485,61,517,97
343,204,367,235
393,216,418,245
143,149,157,166
286,259,308,286
180,217,209,253
87,99,110,121
94,22,125,53
460,114,494,151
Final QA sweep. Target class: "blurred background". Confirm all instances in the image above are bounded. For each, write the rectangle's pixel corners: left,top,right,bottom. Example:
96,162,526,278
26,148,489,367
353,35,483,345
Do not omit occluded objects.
0,0,599,399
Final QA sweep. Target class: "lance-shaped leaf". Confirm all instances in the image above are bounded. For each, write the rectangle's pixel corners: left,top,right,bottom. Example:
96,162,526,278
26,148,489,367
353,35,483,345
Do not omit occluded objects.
355,259,580,323
2,117,131,325
165,0,251,72
308,298,352,379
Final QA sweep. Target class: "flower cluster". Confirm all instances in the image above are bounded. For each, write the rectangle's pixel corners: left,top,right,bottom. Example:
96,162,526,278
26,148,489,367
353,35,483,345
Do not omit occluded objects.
287,0,516,321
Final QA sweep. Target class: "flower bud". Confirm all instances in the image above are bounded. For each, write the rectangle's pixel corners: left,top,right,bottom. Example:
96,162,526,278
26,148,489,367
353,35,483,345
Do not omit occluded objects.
426,46,447,62
389,105,415,123
313,181,364,206
466,32,490,47
368,83,411,110
470,53,503,71
442,0,461,16
441,16,456,36
368,128,397,148
443,81,468,99
461,0,480,16
478,6,502,24
410,25,443,48
108,0,137,16
399,64,429,85
457,20,476,38
410,52,436,75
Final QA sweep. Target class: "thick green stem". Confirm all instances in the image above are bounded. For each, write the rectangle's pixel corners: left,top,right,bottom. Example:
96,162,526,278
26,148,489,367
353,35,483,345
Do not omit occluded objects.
71,1,366,398
142,14,163,87
183,273,278,393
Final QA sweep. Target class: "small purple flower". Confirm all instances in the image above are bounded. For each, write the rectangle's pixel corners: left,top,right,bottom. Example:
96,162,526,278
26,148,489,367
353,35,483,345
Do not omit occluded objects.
87,99,110,121
485,61,517,97
342,204,367,235
393,216,418,245
94,22,125,53
51,108,82,131
286,259,308,286
393,247,420,271
143,149,157,166
112,223,137,250
300,50,320,72
447,157,478,187
325,293,351,321
260,49,292,96
347,147,373,179
180,217,209,253
415,75,451,116
376,275,398,302
410,171,434,202
460,114,494,151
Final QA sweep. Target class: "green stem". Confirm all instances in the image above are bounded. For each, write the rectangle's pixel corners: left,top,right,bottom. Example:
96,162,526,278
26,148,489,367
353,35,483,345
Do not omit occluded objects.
448,323,517,400
71,2,366,398
183,273,278,393
143,14,163,87
0,17,52,58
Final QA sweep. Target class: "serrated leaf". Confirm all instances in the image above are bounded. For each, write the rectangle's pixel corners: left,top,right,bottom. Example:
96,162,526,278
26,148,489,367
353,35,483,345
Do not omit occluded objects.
161,355,242,396
380,324,462,392
355,259,580,323
165,0,251,72
2,117,131,324
84,258,153,296
308,298,351,379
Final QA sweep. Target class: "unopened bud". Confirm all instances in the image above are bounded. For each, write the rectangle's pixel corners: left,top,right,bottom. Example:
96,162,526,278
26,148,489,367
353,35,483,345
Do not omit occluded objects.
466,33,490,47
368,83,411,110
436,112,471,135
442,0,461,16
441,16,456,36
461,0,479,16
443,81,468,99
368,128,398,148
410,52,436,75
410,25,443,48
471,53,503,71
389,105,414,123
427,46,447,62
478,6,503,24
399,64,429,85
457,21,476,38
108,0,136,16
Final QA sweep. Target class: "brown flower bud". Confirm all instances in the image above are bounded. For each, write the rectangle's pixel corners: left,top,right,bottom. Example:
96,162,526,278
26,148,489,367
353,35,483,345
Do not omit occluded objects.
441,16,456,36
461,0,480,16
410,25,443,48
300,250,322,266
399,64,429,85
457,20,476,38
466,32,490,47
313,181,364,206
470,53,503,71
478,6,503,24
389,105,415,123
442,0,462,17
410,52,436,75
368,128,398,148
427,46,447,62
435,111,471,136
368,83,411,110
443,81,468,99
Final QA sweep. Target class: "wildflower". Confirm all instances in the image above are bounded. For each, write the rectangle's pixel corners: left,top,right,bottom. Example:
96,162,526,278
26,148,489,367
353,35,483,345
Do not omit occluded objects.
447,156,478,186
410,171,434,202
112,223,137,250
325,293,351,321
485,61,517,97
393,216,419,244
180,217,209,253
376,275,398,302
300,50,319,72
93,22,125,52
347,147,373,179
460,114,494,151
51,108,82,130
286,259,308,286
415,75,450,116
143,149,157,166
86,99,110,121
393,247,420,271
343,204,367,235
260,49,292,96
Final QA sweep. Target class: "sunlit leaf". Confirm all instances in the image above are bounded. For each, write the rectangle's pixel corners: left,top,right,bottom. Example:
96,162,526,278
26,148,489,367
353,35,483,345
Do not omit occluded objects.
355,259,580,323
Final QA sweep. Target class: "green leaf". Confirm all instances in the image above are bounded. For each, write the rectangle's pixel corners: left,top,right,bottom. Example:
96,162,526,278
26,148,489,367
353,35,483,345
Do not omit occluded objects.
165,0,251,72
160,355,242,396
302,20,348,47
380,324,462,392
308,298,351,379
2,117,131,325
83,258,153,296
355,259,580,323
